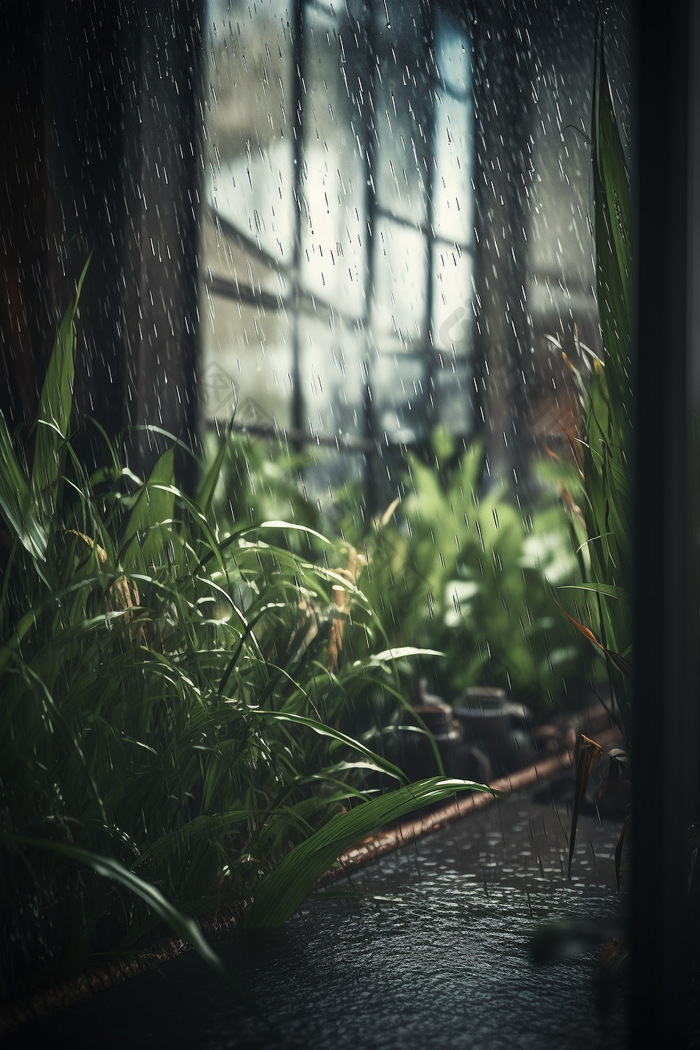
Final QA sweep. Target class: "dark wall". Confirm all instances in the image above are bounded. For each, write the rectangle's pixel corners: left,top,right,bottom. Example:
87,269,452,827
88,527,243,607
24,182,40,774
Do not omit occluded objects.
1,0,204,481
0,0,53,428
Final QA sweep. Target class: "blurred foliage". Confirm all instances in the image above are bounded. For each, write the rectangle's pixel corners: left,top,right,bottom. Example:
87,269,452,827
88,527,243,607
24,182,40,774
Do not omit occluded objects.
207,426,595,716
338,429,594,713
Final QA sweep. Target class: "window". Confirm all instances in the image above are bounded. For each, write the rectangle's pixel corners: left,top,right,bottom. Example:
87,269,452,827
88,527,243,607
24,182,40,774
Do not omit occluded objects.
202,0,475,506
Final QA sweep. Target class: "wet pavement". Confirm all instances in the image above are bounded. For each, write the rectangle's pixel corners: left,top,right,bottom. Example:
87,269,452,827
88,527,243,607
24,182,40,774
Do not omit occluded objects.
6,774,627,1049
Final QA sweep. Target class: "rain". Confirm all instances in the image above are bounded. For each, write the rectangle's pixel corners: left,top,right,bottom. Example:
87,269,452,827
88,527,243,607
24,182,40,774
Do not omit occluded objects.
2,1,665,1047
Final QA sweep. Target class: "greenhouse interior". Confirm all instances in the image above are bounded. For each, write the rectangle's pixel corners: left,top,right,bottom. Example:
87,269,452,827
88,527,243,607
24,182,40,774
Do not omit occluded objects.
1,0,699,1046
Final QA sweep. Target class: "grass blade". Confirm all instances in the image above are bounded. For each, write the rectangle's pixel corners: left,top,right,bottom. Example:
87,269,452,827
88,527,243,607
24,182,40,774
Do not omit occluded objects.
245,776,497,928
1,834,257,1008
568,734,606,877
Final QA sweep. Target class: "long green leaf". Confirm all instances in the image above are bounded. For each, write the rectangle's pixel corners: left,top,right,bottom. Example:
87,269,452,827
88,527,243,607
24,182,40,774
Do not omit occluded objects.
0,414,46,561
30,257,90,530
197,434,227,515
557,582,627,601
0,834,256,1008
246,708,409,785
121,447,176,570
245,776,497,928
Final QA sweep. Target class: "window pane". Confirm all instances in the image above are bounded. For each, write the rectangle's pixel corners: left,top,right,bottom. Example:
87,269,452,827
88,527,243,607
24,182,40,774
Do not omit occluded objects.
206,0,295,268
374,60,430,227
297,313,366,439
201,213,292,302
300,3,368,316
371,352,427,445
209,142,295,269
433,90,473,245
434,7,470,96
200,293,293,428
371,217,428,348
432,352,473,435
432,240,473,352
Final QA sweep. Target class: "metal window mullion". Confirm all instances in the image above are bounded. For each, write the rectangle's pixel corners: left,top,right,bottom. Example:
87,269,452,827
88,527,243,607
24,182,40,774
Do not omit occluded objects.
374,201,472,250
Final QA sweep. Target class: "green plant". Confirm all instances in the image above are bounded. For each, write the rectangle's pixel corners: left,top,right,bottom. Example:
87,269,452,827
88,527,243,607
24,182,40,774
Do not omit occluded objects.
0,282,489,999
533,25,633,1007
203,429,325,548
336,428,593,715
556,58,632,714
549,26,633,884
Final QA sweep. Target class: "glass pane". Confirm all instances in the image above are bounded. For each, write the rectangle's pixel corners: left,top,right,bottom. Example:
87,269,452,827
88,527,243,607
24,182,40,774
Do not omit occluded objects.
374,58,430,227
209,141,295,269
434,7,470,95
303,448,368,509
432,351,473,435
201,213,291,301
433,90,473,245
200,293,292,428
432,240,473,352
300,3,368,317
297,313,366,439
371,351,427,445
206,0,295,268
371,218,428,348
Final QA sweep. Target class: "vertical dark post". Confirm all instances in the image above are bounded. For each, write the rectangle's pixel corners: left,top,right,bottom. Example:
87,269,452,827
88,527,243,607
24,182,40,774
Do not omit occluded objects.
120,0,205,483
0,0,53,429
632,0,696,1044
44,1,128,448
9,0,205,485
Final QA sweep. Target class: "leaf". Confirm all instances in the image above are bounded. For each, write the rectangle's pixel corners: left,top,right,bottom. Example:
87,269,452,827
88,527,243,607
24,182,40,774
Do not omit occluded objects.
254,519,336,548
0,414,46,562
121,447,176,570
557,582,628,602
197,435,227,515
0,834,257,1012
368,647,445,663
568,734,606,877
246,708,409,786
245,776,497,928
132,812,253,872
550,588,631,677
30,257,90,529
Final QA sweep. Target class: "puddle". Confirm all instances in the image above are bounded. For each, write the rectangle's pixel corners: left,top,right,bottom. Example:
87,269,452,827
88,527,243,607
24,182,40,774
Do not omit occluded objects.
7,782,627,1049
